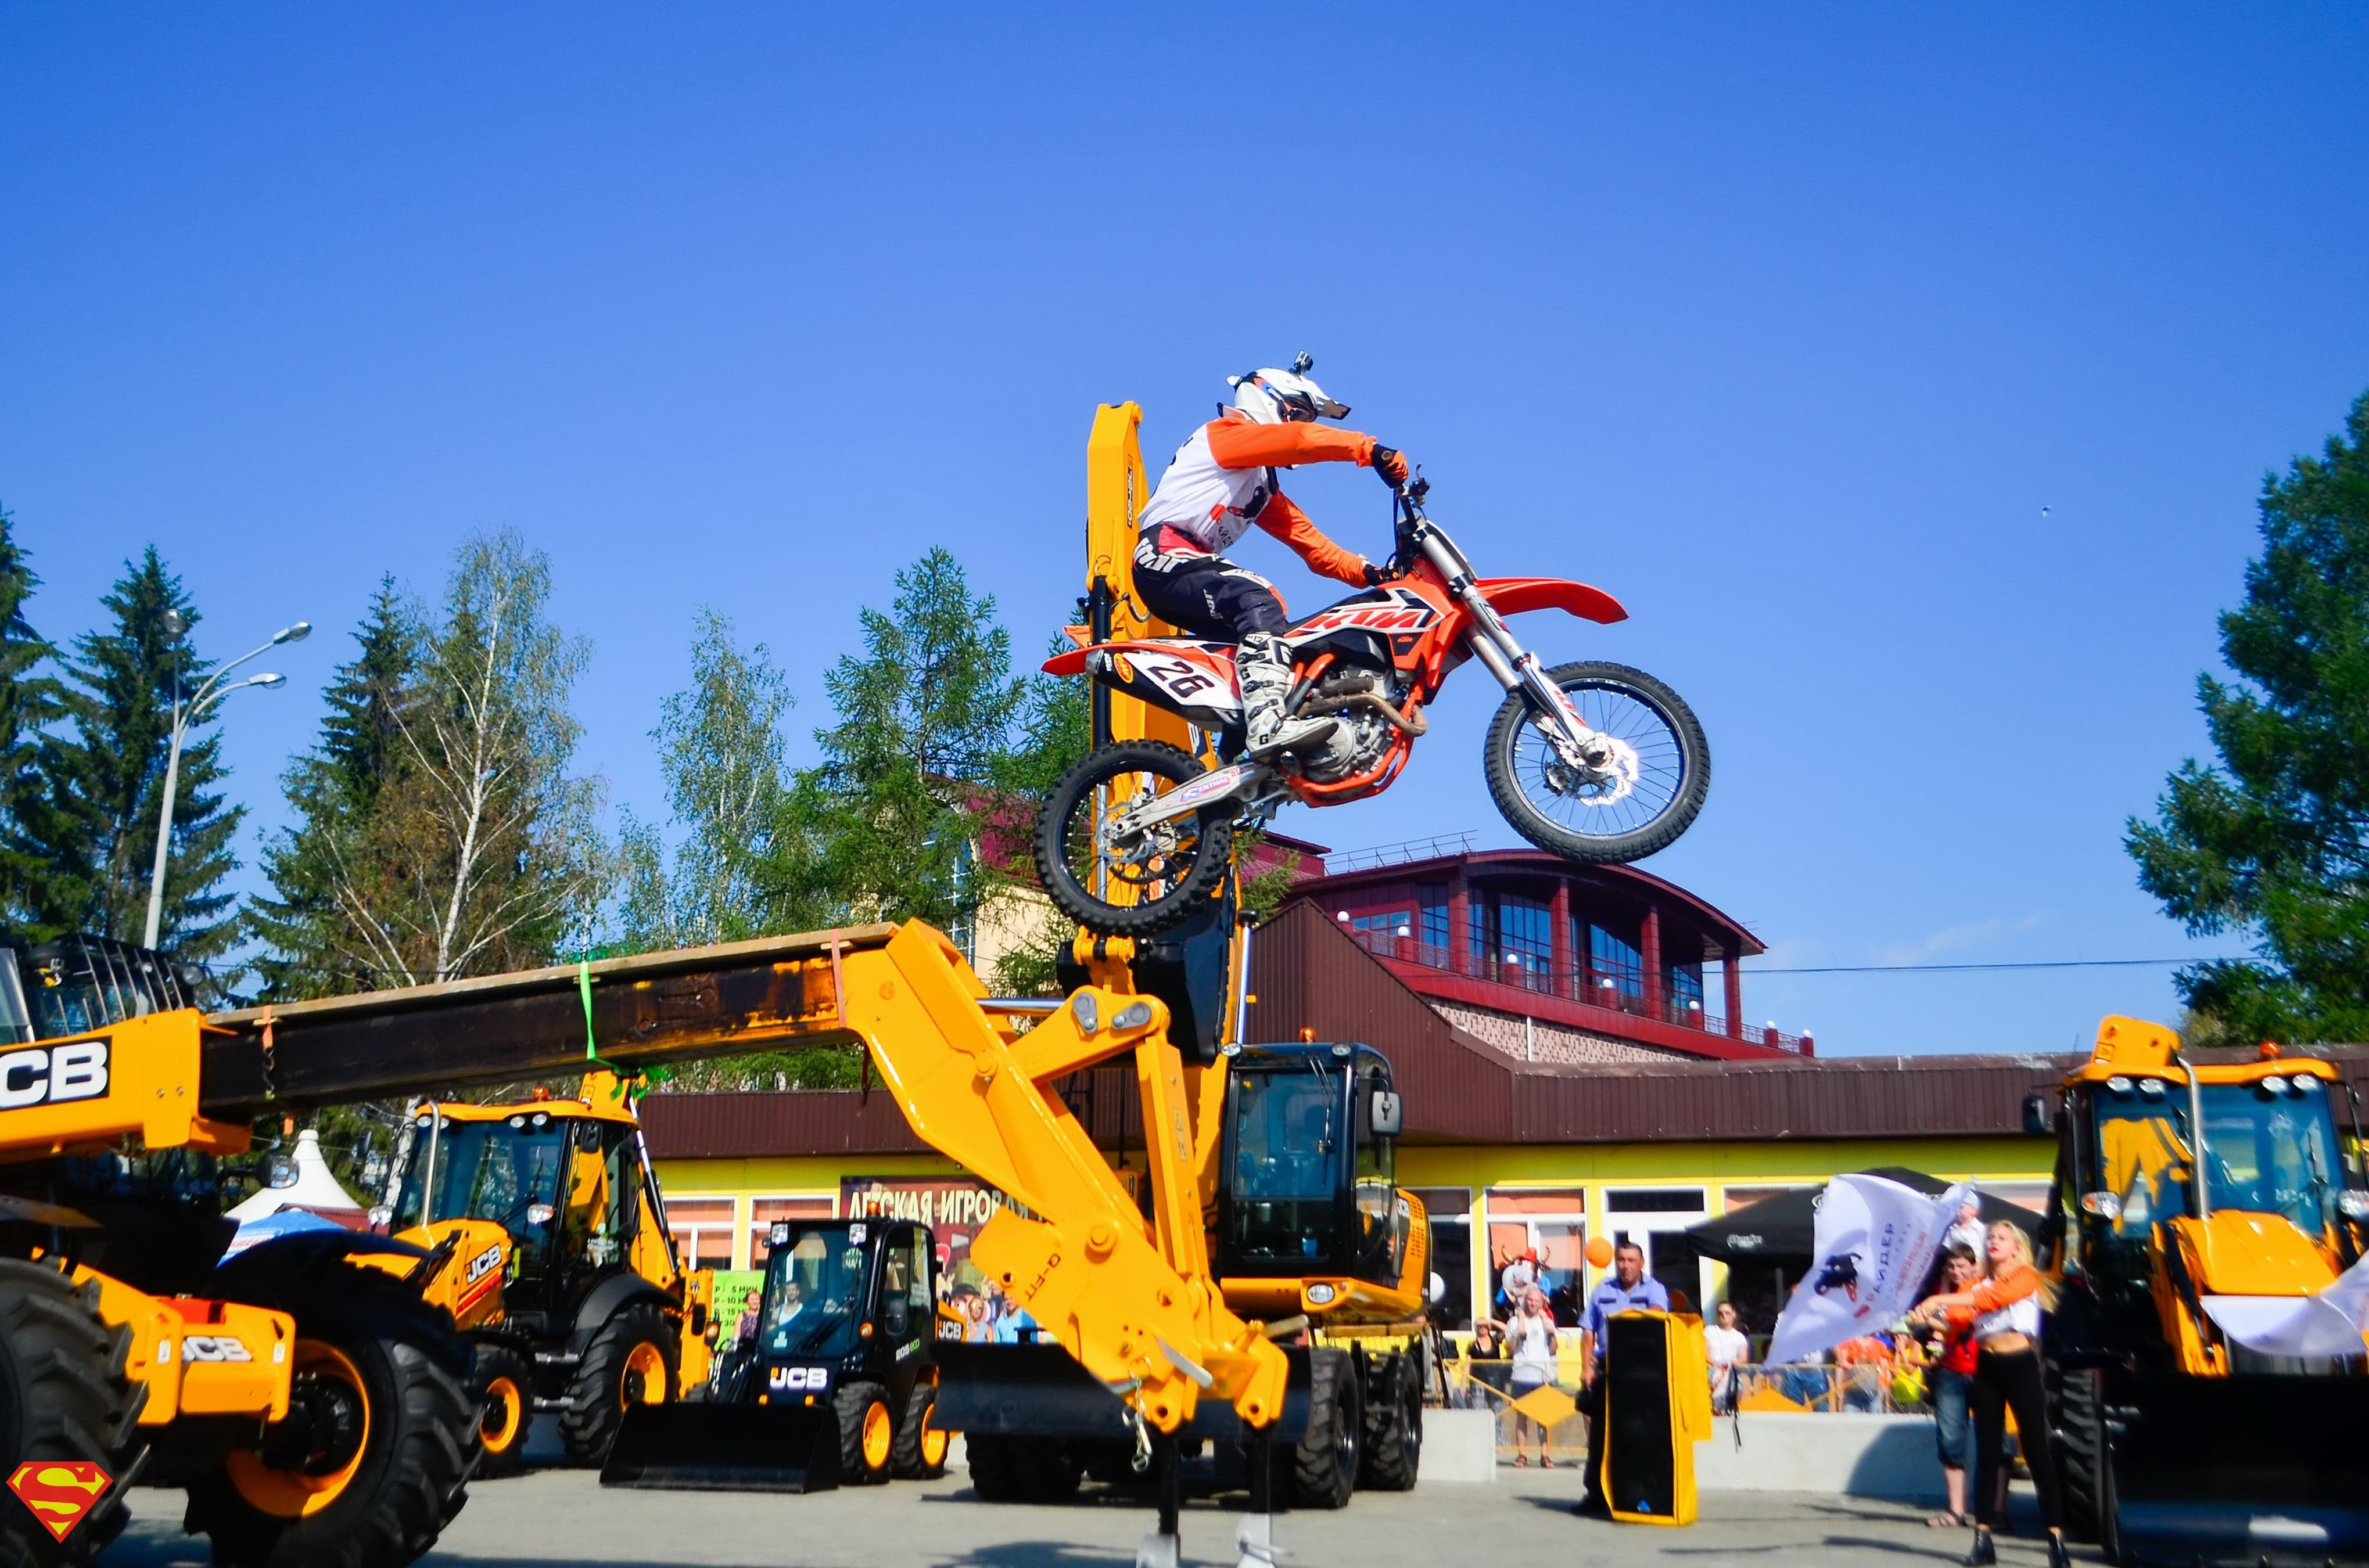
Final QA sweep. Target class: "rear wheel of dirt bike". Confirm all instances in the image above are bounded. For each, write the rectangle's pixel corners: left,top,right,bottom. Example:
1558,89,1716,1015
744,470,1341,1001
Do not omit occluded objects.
1359,1354,1422,1492
186,1269,476,1568
832,1381,894,1485
1484,661,1709,865
889,1382,948,1480
468,1342,532,1479
557,1303,676,1467
0,1260,147,1568
1034,740,1236,936
1293,1347,1362,1510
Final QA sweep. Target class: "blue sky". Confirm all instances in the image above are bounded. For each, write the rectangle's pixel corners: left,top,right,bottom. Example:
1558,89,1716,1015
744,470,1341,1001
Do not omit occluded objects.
4,8,2365,1055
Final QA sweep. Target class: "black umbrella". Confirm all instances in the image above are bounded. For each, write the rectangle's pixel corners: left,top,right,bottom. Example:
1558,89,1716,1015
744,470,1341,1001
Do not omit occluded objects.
1679,1167,2039,1266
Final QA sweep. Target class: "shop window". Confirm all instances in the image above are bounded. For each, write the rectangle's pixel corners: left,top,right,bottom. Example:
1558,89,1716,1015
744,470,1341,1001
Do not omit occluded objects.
1976,1181,2048,1215
1603,1186,1710,1311
1485,1187,1588,1325
749,1195,833,1264
661,1197,739,1270
1722,1185,1810,1213
1590,925,1644,999
1410,1188,1473,1331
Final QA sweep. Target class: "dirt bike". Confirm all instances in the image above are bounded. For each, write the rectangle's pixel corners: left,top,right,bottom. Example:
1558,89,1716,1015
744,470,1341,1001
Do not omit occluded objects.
1032,478,1711,934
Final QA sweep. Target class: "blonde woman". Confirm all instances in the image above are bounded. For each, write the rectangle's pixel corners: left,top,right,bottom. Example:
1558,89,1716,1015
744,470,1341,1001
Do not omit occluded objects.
1913,1221,2065,1568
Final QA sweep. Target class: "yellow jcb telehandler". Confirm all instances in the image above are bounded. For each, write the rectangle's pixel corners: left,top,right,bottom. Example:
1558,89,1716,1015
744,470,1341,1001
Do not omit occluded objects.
2031,1016,2369,1562
376,1076,714,1475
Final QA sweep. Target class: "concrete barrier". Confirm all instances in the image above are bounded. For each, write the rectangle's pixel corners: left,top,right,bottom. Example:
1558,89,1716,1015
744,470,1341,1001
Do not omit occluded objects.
1693,1412,1943,1502
1416,1409,1498,1484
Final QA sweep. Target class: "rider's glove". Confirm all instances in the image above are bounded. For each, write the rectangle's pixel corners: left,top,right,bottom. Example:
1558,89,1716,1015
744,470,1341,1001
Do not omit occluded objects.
1369,445,1411,486
1362,560,1387,587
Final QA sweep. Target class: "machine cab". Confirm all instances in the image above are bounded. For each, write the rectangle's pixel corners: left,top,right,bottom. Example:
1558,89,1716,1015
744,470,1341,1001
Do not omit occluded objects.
752,1219,936,1404
1216,1041,1411,1292
387,1097,667,1322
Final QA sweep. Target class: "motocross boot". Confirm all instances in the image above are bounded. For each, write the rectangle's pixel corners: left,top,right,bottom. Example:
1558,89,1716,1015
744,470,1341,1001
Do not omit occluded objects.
1238,633,1337,759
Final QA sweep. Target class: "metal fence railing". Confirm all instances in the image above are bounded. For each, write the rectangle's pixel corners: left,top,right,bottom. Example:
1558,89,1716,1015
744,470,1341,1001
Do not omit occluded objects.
1440,1355,1932,1463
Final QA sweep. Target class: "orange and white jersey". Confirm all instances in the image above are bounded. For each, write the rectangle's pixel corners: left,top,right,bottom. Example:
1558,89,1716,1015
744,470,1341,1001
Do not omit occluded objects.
1137,412,1380,587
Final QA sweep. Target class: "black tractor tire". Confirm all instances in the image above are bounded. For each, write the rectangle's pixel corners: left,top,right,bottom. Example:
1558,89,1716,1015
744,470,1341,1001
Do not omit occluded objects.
1483,660,1710,865
185,1267,477,1568
1033,740,1237,937
557,1303,677,1467
1359,1353,1422,1492
1293,1347,1362,1510
0,1259,148,1568
2049,1364,2123,1560
965,1434,1082,1503
467,1342,533,1479
832,1380,894,1486
889,1381,947,1480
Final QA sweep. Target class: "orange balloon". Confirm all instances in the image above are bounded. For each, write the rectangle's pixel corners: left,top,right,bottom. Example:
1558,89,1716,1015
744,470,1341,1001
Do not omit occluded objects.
1584,1236,1615,1269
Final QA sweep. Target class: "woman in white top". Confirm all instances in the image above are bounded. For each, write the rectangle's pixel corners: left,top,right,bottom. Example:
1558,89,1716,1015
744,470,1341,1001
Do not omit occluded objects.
1504,1288,1560,1468
1703,1300,1750,1413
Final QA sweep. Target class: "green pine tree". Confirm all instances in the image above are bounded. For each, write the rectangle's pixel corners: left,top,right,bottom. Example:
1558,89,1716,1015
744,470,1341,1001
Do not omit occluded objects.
251,578,424,998
53,548,245,962
770,548,1026,931
0,509,76,935
2128,390,2369,1042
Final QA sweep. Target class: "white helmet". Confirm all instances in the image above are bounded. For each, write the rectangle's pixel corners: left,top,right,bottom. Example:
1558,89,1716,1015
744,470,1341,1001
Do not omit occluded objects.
1228,353,1351,424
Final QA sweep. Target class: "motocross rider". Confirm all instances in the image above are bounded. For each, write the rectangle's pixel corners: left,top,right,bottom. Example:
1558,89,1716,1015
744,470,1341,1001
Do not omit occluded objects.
1132,354,1412,758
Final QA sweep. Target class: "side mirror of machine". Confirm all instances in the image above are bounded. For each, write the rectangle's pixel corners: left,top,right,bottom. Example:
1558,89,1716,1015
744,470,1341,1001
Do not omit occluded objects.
2339,1191,2369,1222
1369,1090,1403,1138
2022,1095,2056,1137
261,1152,299,1189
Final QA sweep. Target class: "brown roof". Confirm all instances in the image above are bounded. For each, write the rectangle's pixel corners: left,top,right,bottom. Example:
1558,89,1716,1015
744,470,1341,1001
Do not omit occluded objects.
636,902,2369,1161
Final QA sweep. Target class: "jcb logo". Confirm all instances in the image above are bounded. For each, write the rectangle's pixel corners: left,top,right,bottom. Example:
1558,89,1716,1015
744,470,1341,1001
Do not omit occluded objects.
768,1365,829,1392
465,1245,504,1284
0,1042,109,1110
181,1336,253,1364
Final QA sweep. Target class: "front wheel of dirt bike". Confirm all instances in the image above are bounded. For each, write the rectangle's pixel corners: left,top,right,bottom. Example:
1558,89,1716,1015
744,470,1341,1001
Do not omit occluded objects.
1484,660,1709,865
1034,740,1236,937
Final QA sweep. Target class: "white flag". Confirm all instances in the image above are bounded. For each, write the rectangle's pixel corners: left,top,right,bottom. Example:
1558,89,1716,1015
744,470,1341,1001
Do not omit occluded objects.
2199,1254,2369,1360
1765,1175,1970,1366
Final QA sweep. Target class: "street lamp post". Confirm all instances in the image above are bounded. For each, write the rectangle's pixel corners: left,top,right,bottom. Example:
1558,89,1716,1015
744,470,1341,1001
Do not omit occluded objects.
142,616,311,952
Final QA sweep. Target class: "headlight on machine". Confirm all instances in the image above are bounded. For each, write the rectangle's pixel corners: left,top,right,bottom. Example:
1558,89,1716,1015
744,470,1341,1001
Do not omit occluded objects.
2339,1191,2369,1222
2079,1192,2123,1221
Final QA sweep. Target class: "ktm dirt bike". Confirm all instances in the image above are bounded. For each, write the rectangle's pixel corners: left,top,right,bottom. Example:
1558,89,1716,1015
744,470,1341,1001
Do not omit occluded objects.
1033,478,1711,934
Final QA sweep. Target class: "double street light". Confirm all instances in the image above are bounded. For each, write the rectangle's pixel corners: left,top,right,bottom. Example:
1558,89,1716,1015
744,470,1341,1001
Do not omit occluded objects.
142,612,311,952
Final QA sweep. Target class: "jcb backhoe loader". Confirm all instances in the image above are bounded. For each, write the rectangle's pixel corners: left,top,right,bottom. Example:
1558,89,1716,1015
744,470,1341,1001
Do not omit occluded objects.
0,933,482,1568
2031,1016,2369,1562
943,1028,1435,1510
602,1215,949,1491
378,1077,715,1475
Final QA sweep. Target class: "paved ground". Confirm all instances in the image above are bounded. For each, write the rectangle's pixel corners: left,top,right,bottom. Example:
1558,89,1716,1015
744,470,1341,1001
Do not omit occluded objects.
107,1462,2067,1568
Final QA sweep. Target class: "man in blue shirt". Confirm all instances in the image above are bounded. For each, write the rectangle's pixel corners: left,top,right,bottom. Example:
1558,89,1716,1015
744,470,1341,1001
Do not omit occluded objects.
1580,1240,1670,1514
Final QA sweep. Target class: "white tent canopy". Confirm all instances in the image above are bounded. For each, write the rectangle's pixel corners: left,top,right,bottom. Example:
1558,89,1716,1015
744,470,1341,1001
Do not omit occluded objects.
226,1128,367,1224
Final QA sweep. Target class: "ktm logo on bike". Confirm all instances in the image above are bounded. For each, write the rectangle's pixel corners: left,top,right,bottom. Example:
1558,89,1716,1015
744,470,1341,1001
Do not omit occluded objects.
8,1461,112,1542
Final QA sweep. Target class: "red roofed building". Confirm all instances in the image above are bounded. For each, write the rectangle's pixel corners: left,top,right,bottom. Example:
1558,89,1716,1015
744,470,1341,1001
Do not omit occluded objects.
1250,832,1808,1066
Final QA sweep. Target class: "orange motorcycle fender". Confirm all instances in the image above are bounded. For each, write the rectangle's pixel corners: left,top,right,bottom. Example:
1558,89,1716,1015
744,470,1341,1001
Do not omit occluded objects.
1474,577,1628,625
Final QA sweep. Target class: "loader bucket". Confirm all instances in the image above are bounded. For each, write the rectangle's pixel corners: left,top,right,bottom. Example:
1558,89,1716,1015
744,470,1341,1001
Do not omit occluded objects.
2108,1369,2369,1556
598,1400,841,1493
935,1340,1311,1442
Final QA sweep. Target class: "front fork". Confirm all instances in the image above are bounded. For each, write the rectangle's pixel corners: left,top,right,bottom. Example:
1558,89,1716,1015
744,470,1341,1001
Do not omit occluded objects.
1413,527,1606,772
